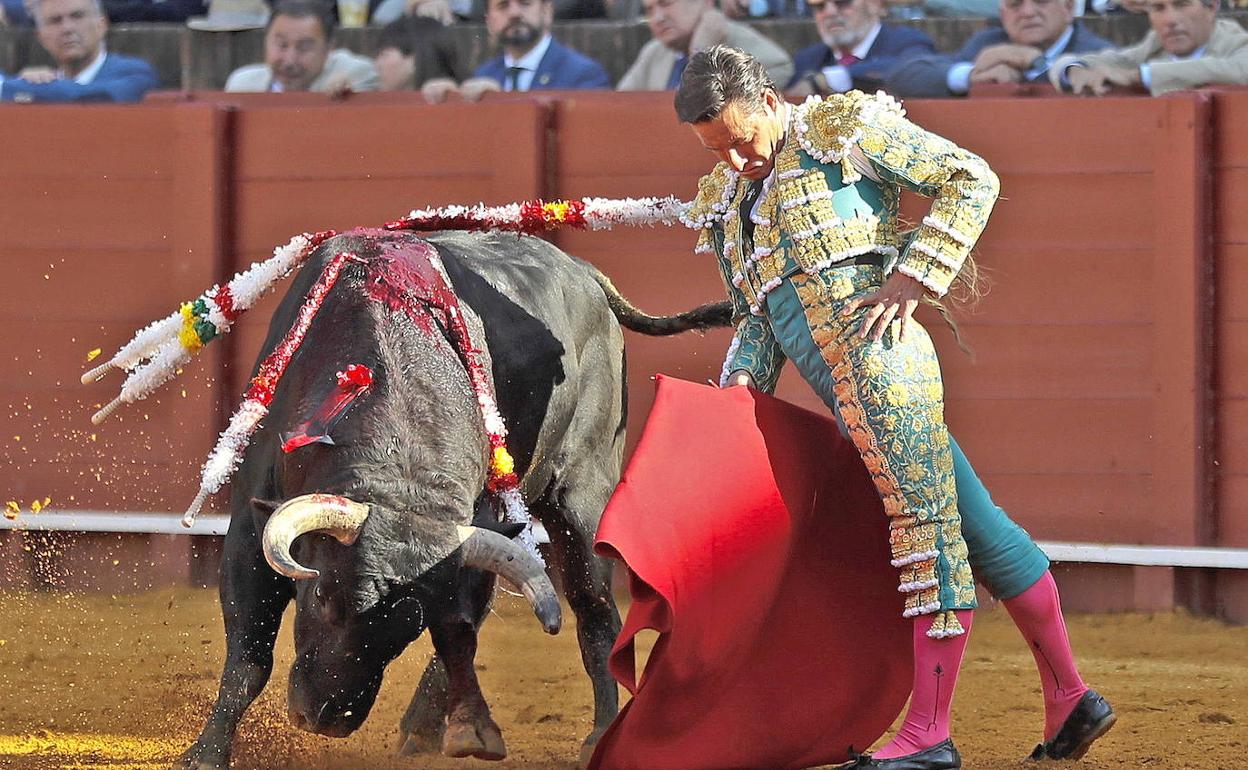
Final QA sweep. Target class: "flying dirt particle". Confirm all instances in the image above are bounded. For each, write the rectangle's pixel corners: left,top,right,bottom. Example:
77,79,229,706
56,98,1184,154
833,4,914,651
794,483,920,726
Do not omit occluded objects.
86,348,102,362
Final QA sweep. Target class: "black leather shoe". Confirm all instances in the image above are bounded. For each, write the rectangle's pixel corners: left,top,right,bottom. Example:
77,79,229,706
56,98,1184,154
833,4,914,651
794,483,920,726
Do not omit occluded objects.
1028,689,1116,761
852,739,962,769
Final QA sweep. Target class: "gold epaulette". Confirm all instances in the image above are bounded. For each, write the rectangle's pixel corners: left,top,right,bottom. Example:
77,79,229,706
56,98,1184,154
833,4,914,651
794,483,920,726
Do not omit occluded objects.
680,162,740,229
793,92,906,183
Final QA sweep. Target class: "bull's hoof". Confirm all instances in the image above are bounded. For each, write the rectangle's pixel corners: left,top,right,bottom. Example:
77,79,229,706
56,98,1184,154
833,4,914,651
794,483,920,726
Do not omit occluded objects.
172,742,228,770
397,727,443,756
441,717,507,761
578,726,608,769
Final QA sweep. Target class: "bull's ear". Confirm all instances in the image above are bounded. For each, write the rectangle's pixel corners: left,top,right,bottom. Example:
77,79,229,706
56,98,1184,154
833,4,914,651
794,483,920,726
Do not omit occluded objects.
251,498,281,516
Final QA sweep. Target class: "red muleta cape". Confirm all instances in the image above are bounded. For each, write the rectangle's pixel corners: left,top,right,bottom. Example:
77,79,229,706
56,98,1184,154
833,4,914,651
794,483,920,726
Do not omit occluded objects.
590,375,912,770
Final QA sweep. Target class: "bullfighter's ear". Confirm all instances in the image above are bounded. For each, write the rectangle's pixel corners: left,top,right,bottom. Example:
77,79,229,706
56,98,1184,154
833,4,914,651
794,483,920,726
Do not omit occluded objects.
250,498,281,516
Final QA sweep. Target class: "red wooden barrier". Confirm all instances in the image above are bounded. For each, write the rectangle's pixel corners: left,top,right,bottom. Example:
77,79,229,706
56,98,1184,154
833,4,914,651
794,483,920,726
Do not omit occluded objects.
0,92,1239,619
1214,89,1248,622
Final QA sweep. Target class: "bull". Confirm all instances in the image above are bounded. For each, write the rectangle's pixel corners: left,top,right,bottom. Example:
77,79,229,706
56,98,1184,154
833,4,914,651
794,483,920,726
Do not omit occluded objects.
174,229,728,770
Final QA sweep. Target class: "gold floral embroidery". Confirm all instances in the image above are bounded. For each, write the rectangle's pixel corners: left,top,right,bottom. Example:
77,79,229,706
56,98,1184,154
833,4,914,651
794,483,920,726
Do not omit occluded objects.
790,268,976,622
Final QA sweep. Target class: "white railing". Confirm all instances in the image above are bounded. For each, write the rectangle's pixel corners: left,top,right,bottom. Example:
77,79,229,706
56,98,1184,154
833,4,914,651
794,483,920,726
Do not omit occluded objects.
3,511,1248,569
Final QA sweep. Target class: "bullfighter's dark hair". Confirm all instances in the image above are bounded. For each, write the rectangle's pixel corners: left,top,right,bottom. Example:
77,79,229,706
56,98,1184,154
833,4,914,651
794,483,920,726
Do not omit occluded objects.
674,45,778,125
269,0,337,39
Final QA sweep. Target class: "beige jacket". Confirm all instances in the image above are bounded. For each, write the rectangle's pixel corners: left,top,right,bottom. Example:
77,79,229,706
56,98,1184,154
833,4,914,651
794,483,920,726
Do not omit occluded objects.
1051,18,1248,95
617,19,794,91
225,48,380,93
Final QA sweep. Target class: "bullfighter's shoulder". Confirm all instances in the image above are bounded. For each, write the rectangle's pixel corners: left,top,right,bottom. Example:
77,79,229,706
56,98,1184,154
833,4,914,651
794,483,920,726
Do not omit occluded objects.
681,162,740,230
792,92,906,163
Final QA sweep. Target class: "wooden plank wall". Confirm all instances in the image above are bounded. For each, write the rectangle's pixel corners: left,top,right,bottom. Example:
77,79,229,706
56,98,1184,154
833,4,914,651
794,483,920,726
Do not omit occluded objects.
0,104,227,588
1214,90,1248,622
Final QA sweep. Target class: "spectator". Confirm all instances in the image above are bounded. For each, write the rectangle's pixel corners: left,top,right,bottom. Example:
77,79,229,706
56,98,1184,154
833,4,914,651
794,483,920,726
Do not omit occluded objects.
1051,0,1248,95
887,0,1111,97
432,0,610,101
1,0,34,27
374,15,464,92
616,0,793,89
376,0,613,23
187,0,268,30
103,0,207,23
0,0,158,102
224,0,379,92
786,0,935,97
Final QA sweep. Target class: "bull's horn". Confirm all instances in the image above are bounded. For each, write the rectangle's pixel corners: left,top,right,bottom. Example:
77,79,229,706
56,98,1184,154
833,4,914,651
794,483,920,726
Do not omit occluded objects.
456,525,561,635
262,494,370,580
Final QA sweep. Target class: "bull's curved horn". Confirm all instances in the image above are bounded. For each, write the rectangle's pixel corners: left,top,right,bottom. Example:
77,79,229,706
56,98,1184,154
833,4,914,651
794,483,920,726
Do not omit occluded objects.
262,494,370,580
456,525,562,635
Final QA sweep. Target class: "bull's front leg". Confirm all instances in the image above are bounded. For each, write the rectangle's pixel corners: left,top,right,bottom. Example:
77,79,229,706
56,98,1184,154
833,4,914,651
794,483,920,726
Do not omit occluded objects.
430,616,507,761
396,654,449,755
175,518,292,770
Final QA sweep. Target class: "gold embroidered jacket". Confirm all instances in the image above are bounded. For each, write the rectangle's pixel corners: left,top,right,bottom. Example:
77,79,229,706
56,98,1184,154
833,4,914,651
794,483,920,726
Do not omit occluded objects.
683,92,999,317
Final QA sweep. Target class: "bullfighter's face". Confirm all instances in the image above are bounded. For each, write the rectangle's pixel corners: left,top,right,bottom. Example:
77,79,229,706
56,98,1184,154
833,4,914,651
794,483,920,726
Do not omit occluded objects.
690,90,788,182
34,0,107,73
1147,0,1217,57
264,12,332,92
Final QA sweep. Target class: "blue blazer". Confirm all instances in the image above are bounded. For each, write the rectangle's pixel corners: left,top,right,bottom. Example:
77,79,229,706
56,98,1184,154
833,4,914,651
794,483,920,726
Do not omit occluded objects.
1,52,158,103
473,38,611,90
787,24,936,90
887,22,1112,98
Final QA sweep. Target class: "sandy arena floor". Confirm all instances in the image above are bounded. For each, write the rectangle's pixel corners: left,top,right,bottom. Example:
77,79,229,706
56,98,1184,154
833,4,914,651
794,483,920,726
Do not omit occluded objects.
0,587,1244,770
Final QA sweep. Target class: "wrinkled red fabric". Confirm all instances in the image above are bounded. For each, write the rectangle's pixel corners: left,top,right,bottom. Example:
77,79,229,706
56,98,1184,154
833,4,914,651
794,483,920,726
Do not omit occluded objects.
590,376,912,770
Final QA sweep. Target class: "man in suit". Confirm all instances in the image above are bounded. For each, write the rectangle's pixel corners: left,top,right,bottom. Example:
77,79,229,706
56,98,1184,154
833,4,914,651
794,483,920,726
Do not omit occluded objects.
786,0,935,97
0,0,157,103
445,0,610,100
225,0,379,92
1051,0,1248,95
887,0,1111,98
616,0,792,90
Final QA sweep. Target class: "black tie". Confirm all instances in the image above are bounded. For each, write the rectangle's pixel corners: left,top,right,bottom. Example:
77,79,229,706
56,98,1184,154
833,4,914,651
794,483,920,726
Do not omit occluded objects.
740,179,765,252
505,66,525,92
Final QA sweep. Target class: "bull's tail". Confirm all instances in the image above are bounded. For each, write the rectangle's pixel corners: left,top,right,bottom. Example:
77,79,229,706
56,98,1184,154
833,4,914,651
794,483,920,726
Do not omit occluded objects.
584,263,733,336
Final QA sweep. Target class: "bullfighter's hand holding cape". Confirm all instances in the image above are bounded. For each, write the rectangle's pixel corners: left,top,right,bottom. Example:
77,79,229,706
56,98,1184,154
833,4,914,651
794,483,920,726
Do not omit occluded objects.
588,375,912,770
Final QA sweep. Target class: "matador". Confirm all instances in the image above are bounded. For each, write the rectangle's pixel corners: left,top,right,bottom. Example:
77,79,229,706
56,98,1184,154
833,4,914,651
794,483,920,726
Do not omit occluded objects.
675,45,1115,769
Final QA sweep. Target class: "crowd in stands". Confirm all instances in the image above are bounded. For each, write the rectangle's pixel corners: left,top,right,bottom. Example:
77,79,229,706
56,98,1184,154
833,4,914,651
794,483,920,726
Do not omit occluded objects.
1,0,1246,102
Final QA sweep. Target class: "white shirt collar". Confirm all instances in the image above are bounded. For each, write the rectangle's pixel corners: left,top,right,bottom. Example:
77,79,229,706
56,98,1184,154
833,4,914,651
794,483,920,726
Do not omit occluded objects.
841,22,882,61
504,33,553,71
62,45,107,85
1043,25,1075,63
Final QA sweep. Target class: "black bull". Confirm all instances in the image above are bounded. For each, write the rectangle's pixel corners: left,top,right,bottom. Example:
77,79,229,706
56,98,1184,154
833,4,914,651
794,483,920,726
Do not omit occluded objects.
175,230,730,770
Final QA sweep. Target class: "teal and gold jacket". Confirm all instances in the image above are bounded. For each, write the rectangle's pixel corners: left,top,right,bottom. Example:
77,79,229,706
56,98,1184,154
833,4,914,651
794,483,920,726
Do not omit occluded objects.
680,92,999,390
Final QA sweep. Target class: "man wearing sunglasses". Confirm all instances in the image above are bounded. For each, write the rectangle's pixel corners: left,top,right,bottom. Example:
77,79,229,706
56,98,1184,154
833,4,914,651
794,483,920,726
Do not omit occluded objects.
786,0,934,97
887,0,1110,97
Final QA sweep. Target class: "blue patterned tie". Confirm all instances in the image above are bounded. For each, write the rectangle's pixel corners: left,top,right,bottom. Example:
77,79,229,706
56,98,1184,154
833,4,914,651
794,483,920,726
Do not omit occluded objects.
666,54,689,90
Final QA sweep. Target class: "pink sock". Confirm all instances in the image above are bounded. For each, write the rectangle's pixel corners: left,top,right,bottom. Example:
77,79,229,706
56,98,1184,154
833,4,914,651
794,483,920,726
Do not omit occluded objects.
873,610,973,760
1003,571,1089,741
